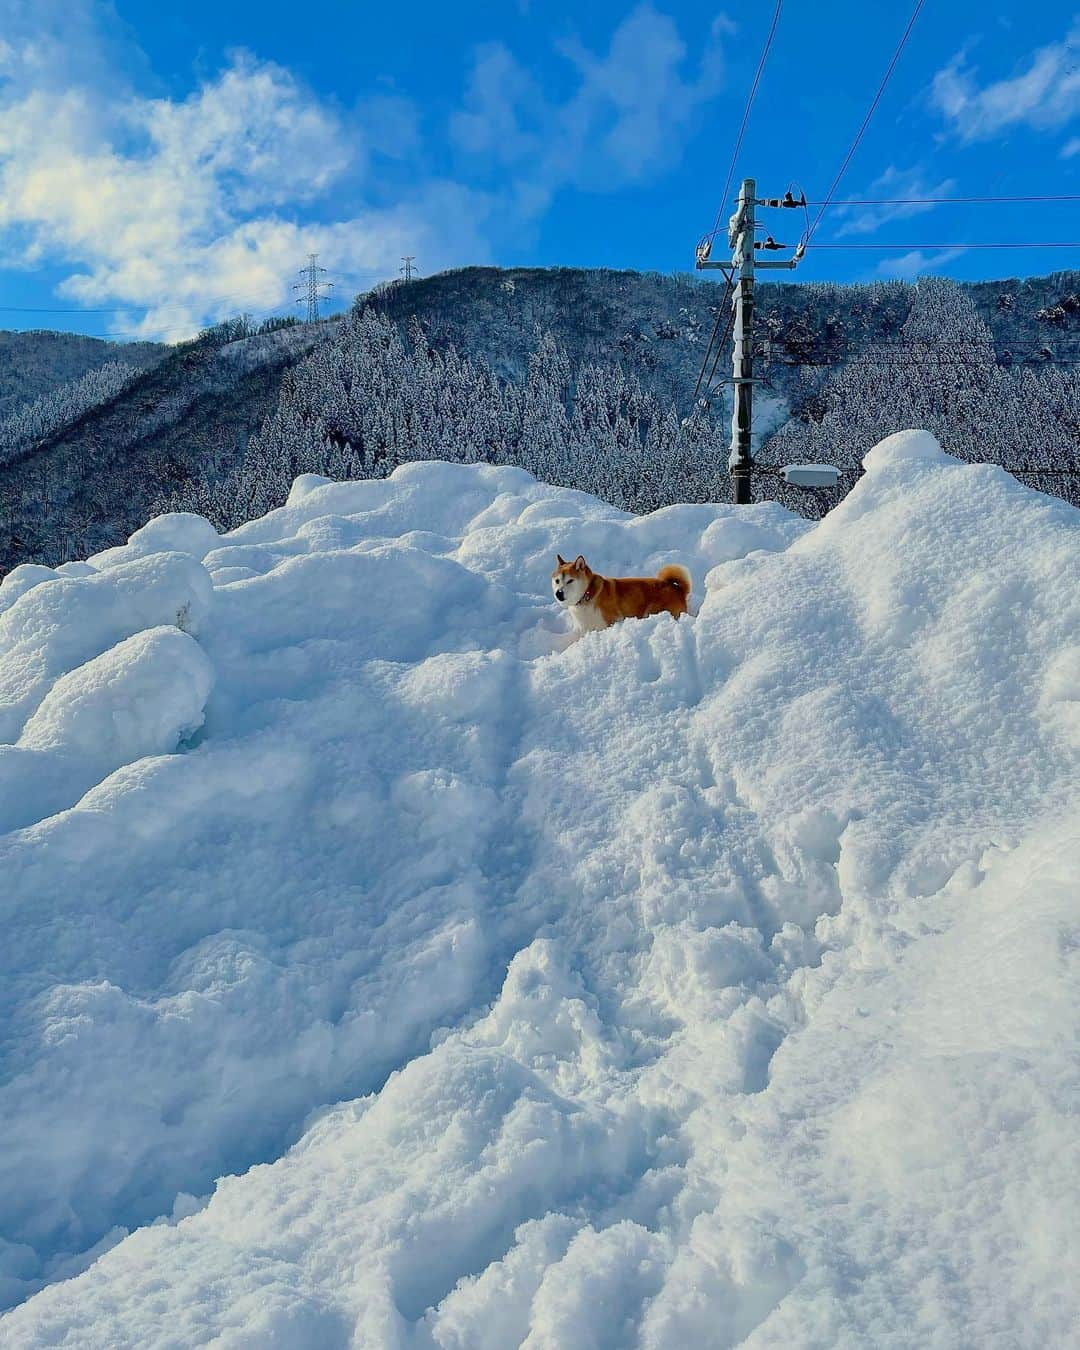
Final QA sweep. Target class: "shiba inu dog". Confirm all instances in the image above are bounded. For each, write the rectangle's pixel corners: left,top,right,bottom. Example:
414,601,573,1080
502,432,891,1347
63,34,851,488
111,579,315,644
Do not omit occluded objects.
551,554,691,634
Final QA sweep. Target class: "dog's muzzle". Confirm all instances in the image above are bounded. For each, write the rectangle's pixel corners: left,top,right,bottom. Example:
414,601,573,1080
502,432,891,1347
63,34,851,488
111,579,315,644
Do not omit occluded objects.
555,589,565,602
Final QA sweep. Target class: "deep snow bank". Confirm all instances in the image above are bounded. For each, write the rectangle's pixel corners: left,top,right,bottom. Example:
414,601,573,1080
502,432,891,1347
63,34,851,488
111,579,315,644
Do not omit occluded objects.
0,437,1077,1347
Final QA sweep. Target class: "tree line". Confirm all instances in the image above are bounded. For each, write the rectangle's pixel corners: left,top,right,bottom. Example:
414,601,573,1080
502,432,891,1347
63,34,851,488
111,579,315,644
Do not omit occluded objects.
166,277,1080,531
165,312,729,529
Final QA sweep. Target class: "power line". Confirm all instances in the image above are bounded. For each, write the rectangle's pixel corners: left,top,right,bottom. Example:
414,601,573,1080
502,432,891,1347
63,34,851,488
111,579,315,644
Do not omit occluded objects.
813,340,1080,350
400,255,417,282
2,262,404,346
807,194,1080,206
18,296,313,343
756,460,1080,479
1,306,159,316
691,4,784,421
1007,466,1080,475
703,293,737,401
691,271,735,405
0,288,284,317
771,357,1080,367
705,0,784,247
6,274,391,342
803,0,927,246
807,241,1080,250
0,269,392,318
0,267,396,339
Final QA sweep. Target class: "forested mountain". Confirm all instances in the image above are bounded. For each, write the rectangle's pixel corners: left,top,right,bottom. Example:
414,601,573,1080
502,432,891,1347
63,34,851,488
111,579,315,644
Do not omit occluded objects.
0,318,325,568
0,361,143,466
0,330,163,418
170,270,1080,533
2,268,1079,571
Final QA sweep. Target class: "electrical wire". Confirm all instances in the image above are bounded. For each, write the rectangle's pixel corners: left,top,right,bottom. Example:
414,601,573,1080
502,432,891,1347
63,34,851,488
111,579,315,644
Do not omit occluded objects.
3,285,378,343
802,0,927,246
705,0,784,247
702,293,738,401
807,241,1080,250
779,340,1080,352
30,305,302,343
771,357,1080,367
757,460,1078,482
0,285,296,318
0,268,392,320
690,0,785,419
804,194,1080,206
691,271,736,405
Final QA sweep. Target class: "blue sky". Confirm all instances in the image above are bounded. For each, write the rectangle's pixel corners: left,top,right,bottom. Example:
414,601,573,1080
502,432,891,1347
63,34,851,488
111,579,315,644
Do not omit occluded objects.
0,0,1078,341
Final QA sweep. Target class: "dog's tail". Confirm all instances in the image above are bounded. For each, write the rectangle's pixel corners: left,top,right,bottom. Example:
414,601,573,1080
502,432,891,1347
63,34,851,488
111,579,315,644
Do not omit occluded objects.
657,563,692,598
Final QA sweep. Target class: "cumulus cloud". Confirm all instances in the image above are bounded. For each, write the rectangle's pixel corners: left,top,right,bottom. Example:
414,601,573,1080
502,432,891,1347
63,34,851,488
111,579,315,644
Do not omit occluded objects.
0,6,490,338
0,1,726,338
930,24,1080,143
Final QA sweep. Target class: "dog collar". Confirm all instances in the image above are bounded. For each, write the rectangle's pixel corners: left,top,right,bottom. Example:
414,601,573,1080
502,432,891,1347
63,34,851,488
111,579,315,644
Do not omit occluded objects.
578,579,598,604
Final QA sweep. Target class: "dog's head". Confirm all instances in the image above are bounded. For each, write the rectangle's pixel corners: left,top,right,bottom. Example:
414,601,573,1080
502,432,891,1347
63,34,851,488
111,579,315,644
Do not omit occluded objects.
551,554,590,605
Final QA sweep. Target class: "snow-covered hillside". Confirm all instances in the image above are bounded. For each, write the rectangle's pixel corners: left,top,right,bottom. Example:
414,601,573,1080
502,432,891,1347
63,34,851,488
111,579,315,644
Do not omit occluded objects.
0,434,1077,1348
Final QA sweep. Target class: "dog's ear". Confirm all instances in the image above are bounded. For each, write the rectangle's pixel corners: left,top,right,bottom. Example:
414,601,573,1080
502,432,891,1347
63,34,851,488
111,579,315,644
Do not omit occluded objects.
574,555,587,571
556,554,566,566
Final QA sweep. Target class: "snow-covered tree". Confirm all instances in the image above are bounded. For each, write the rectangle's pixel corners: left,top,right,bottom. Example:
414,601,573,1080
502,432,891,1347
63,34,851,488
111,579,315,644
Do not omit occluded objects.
0,361,140,465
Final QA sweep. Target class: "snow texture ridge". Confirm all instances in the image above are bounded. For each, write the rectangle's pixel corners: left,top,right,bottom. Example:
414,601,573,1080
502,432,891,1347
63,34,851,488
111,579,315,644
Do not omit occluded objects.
0,439,1077,1347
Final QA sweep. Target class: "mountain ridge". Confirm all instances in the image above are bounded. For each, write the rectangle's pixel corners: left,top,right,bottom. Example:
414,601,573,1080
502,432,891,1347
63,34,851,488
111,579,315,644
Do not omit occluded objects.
2,265,1079,572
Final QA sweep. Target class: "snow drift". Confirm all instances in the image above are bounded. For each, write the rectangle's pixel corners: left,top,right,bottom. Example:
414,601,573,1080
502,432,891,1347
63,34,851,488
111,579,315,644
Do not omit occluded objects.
0,433,1077,1347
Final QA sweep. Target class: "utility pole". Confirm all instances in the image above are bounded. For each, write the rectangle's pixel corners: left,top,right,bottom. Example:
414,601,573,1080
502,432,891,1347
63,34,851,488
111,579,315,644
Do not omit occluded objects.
294,253,333,323
729,179,756,503
697,179,804,503
400,255,416,282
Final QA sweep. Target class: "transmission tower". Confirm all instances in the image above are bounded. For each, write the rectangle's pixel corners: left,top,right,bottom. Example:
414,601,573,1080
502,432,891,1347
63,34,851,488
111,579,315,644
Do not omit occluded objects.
293,254,333,323
400,255,417,282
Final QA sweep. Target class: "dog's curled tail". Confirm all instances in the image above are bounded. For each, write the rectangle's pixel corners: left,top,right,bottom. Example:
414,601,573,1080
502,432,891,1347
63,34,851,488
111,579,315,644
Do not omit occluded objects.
657,563,692,597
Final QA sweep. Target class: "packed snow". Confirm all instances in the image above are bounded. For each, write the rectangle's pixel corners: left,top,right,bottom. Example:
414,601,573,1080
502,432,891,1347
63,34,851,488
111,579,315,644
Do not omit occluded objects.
0,434,1077,1347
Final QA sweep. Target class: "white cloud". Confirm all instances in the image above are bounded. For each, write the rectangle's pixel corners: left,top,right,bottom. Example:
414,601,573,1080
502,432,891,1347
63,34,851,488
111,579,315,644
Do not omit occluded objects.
876,247,966,281
140,54,353,211
450,4,727,208
930,24,1080,142
0,2,726,339
0,0,147,99
832,165,958,238
0,29,491,339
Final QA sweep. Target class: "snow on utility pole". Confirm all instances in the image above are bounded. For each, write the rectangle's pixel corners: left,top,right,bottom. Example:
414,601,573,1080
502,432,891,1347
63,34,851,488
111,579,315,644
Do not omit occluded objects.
729,179,756,504
294,254,333,323
697,179,803,503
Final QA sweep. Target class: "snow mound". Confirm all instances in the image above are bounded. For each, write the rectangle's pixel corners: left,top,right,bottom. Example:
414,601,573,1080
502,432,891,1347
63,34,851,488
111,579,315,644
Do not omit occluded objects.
88,512,221,569
861,426,955,471
19,627,211,758
0,551,212,743
1,627,212,835
0,452,1077,1347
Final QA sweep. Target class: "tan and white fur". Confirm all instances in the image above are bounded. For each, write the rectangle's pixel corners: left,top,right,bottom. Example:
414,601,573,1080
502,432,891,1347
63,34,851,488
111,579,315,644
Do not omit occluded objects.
551,554,691,635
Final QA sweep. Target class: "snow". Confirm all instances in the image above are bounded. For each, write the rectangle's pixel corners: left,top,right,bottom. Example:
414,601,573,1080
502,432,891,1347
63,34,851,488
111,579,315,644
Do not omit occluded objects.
89,513,222,571
0,551,212,742
0,439,1077,1347
1,627,212,834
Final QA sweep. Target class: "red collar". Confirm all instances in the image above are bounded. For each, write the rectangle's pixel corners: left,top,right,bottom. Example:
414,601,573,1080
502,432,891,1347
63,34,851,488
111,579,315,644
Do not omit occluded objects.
578,577,599,604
